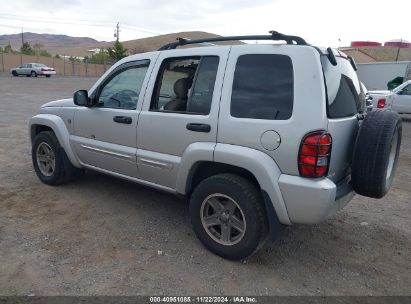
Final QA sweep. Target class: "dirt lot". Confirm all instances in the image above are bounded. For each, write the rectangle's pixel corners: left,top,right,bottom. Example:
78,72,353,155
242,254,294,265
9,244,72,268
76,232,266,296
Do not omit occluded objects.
0,76,410,296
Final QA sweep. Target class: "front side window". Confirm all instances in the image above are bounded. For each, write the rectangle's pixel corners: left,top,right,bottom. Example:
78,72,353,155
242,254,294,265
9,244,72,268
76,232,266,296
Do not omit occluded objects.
230,54,294,120
321,55,365,118
151,56,219,114
97,60,150,109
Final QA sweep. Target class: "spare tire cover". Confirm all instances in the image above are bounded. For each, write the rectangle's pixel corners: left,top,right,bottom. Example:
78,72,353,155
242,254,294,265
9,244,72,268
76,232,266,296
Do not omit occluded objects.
351,109,402,198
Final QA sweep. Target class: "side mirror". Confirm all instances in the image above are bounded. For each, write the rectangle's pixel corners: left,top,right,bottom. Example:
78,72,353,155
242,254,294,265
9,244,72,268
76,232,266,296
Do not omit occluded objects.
396,90,403,95
73,90,94,107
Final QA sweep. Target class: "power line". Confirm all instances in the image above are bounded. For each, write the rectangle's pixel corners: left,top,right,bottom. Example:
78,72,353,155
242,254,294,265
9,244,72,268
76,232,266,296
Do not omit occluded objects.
0,16,114,28
0,13,162,36
0,13,114,25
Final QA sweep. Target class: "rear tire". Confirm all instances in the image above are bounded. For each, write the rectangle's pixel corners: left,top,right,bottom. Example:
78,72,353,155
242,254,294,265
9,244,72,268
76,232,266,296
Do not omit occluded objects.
32,131,83,185
190,173,268,260
11,70,18,77
352,110,402,198
46,75,51,78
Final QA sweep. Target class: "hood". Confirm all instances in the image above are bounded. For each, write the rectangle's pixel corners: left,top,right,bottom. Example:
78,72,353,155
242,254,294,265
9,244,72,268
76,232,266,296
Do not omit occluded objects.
42,98,76,108
368,90,391,95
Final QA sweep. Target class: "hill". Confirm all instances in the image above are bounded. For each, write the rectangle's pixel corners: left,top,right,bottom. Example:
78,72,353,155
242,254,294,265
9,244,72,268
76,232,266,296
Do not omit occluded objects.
122,31,242,54
0,31,240,57
0,32,107,56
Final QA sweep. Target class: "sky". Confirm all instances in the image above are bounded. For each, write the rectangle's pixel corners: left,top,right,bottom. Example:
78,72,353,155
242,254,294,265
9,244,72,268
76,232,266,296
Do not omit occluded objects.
0,0,410,47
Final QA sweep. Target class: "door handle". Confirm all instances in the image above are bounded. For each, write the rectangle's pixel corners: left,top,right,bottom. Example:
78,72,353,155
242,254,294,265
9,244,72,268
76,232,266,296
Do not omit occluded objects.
113,116,132,124
186,123,211,133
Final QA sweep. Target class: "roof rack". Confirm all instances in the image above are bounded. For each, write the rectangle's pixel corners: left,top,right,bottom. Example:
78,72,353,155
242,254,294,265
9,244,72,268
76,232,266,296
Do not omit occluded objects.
158,31,308,51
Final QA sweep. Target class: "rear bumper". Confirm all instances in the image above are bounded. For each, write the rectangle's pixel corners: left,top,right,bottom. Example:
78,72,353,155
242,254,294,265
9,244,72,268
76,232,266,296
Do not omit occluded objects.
278,174,354,224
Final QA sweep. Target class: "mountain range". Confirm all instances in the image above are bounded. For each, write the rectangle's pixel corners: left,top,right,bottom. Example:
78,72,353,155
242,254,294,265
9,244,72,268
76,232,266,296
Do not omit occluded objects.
0,31,235,57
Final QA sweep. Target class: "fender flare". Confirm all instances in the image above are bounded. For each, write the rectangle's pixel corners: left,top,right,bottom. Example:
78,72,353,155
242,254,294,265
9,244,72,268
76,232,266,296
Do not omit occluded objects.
177,142,291,225
213,144,291,225
29,114,81,168
176,142,216,194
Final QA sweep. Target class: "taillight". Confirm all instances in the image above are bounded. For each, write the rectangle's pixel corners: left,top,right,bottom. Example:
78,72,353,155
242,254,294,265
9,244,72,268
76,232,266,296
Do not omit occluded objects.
41,68,47,71
298,131,332,178
377,98,386,108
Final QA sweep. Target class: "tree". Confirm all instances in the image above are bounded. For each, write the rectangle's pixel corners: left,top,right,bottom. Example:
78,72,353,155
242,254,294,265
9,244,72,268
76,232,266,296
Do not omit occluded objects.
4,43,13,53
88,49,109,64
69,56,81,63
20,42,35,55
107,40,127,61
54,54,61,59
39,50,51,57
33,43,44,56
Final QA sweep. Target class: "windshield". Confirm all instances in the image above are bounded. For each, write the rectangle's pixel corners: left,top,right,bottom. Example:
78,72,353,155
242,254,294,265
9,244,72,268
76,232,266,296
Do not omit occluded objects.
393,81,411,93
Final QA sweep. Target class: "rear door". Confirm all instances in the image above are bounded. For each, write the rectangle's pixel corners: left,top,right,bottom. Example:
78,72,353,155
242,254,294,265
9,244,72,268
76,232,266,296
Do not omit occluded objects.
136,47,229,189
321,54,365,182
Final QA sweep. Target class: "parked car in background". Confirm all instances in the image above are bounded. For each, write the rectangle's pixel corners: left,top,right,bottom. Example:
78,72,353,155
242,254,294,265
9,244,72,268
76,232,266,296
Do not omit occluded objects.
10,63,56,78
369,80,411,114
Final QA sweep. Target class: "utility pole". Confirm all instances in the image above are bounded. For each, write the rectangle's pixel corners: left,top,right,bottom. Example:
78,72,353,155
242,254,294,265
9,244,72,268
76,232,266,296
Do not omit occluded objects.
114,22,120,42
395,38,402,62
21,28,24,45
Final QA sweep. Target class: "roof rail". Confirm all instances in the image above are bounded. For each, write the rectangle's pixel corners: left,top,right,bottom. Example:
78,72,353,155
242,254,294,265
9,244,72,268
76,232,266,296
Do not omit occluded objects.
158,31,308,51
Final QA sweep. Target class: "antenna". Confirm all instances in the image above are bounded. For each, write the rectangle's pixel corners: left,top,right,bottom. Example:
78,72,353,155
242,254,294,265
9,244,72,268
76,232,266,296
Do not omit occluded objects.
114,22,120,41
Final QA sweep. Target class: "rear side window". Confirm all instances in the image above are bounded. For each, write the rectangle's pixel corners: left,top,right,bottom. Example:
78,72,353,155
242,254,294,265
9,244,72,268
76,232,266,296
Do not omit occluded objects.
150,56,219,114
321,56,365,118
231,54,293,120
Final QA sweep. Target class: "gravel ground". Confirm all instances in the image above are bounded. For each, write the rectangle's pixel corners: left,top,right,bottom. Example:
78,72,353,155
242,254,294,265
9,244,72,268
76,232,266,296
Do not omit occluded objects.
0,76,410,296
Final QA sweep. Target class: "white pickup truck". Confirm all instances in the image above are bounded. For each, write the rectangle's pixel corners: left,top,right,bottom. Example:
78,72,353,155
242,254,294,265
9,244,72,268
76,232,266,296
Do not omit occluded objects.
369,80,411,114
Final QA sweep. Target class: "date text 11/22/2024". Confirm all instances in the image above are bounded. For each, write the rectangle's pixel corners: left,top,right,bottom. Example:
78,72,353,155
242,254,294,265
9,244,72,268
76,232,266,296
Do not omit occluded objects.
149,296,257,303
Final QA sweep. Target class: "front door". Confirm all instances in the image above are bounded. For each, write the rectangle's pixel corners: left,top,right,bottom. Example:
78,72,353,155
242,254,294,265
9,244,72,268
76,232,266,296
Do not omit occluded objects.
17,64,30,75
71,58,155,178
136,47,230,189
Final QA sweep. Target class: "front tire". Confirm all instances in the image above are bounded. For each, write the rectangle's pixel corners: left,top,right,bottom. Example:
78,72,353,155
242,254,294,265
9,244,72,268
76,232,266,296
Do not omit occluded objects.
30,71,37,77
32,131,83,185
11,70,18,77
190,174,268,260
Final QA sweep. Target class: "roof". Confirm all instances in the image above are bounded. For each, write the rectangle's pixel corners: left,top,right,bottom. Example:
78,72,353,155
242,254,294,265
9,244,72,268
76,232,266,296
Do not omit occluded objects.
386,39,410,43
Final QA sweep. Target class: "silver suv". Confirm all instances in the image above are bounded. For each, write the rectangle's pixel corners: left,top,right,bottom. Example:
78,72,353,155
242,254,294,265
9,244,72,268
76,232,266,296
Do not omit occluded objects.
29,32,402,260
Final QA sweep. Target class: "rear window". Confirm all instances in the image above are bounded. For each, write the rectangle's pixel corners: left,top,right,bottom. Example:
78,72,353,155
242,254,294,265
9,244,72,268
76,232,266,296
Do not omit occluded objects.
321,56,365,118
231,54,293,120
